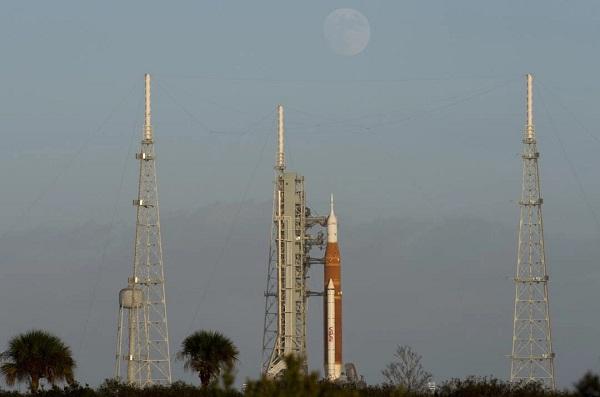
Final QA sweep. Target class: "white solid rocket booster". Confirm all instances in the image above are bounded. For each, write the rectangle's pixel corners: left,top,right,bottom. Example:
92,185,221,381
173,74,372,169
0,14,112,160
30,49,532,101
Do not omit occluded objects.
326,278,336,381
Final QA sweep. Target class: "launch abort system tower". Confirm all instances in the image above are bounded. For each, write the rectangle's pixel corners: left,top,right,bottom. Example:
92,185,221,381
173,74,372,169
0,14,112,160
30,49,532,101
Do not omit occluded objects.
509,74,555,389
261,105,325,377
115,74,172,386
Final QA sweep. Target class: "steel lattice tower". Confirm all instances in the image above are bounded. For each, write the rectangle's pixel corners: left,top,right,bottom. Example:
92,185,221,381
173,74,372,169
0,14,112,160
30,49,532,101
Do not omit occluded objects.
261,105,325,377
510,74,555,389
115,74,172,386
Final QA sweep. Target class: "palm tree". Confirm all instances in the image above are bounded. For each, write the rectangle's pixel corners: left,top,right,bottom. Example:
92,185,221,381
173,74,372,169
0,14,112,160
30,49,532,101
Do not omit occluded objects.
177,330,239,388
0,330,75,393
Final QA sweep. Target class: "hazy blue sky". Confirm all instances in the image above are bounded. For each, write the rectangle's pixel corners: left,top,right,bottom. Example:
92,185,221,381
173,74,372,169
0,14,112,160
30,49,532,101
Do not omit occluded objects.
1,0,600,390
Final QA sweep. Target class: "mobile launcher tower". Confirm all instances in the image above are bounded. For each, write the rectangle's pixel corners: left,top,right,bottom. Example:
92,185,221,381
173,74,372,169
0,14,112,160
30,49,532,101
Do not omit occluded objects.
261,105,329,377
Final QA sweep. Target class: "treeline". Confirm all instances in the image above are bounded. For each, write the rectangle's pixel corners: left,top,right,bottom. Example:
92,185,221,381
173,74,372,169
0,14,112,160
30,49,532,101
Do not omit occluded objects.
1,368,600,397
0,376,595,397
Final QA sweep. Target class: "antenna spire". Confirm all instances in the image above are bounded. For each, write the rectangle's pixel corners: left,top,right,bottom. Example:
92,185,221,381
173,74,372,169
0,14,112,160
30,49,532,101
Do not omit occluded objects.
330,194,335,214
276,104,285,170
526,73,534,141
144,73,153,141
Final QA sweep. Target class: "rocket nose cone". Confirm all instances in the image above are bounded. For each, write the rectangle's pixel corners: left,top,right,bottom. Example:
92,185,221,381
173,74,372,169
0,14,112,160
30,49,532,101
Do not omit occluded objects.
327,194,339,243
327,279,335,289
327,213,337,225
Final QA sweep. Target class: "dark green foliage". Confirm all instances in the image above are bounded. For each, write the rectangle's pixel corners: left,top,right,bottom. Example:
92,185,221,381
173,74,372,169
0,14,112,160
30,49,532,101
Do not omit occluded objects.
0,375,581,397
3,352,600,397
0,388,22,397
0,330,76,393
574,372,600,397
95,379,241,397
243,355,404,397
242,358,579,397
437,377,572,397
177,330,239,388
31,384,96,397
243,355,322,397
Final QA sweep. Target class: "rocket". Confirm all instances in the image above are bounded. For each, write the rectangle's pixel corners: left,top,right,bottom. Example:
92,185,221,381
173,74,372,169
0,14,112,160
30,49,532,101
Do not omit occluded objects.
324,194,342,380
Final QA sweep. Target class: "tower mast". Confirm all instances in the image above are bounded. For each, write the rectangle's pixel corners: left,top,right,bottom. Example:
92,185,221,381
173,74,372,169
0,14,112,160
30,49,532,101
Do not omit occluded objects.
115,74,172,386
510,74,555,389
261,105,326,377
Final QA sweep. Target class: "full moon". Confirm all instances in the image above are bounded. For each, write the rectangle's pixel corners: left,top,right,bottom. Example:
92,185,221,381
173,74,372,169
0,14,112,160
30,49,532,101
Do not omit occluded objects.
324,8,370,56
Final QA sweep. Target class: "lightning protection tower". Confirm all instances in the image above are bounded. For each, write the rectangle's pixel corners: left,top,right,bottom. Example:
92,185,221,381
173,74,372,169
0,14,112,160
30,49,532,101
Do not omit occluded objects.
261,105,325,377
115,74,172,386
510,74,555,389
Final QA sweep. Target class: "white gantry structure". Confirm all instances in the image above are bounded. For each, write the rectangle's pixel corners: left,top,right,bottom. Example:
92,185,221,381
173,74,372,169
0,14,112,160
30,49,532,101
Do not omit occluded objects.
261,105,326,377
